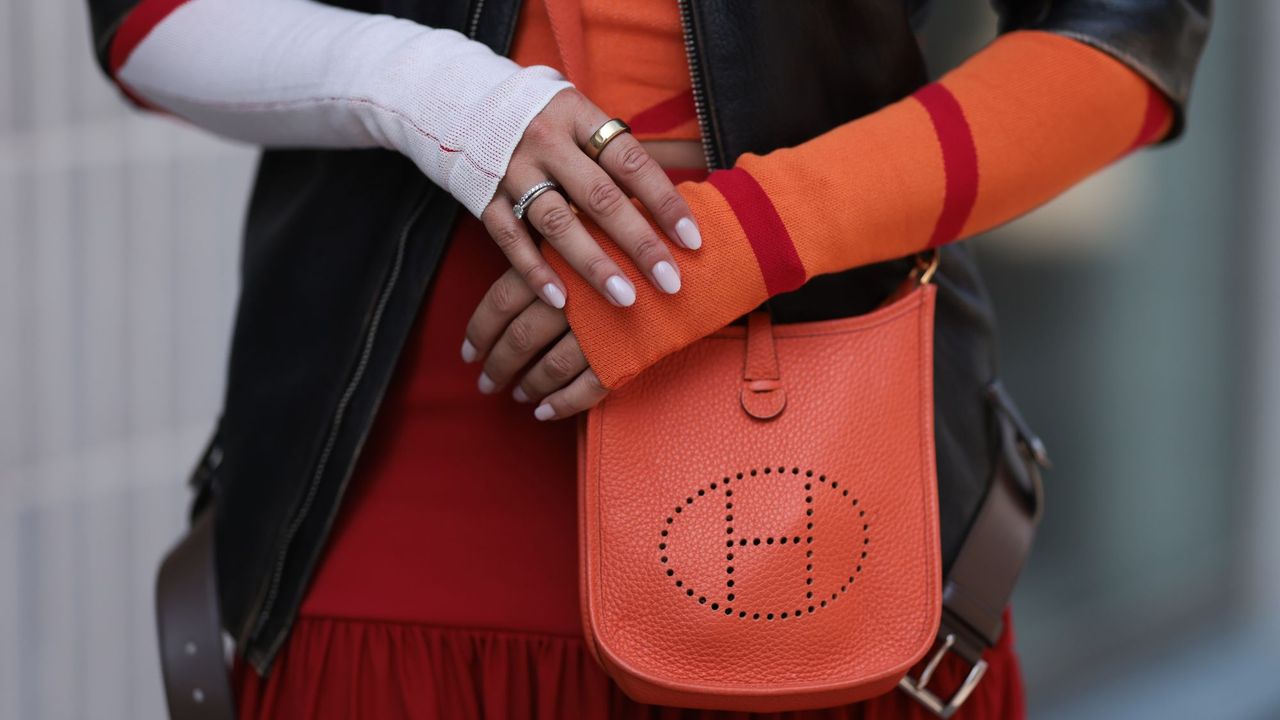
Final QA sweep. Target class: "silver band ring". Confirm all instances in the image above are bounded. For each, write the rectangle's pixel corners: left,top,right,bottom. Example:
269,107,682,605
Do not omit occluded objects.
512,180,560,221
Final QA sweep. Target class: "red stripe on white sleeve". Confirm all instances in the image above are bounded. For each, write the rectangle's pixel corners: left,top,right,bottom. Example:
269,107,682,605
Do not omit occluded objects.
108,0,194,76
101,0,572,217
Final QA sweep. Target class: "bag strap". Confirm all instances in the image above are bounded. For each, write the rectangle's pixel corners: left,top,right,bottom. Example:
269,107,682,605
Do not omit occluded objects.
156,506,237,719
156,496,237,719
898,379,1047,718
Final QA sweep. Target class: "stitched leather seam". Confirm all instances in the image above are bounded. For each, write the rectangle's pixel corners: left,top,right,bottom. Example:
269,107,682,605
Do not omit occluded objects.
908,287,942,661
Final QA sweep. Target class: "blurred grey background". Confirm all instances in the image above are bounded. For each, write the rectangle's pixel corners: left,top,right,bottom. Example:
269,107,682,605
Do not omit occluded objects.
1,1,1277,718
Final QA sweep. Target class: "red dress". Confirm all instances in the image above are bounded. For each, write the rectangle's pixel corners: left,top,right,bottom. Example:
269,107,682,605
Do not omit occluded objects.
234,2,1027,717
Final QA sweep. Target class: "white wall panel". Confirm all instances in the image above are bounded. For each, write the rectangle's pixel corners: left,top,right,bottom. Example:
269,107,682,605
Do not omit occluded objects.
0,2,254,718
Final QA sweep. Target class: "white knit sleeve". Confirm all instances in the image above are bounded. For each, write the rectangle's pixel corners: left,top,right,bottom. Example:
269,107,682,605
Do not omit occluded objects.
112,0,572,217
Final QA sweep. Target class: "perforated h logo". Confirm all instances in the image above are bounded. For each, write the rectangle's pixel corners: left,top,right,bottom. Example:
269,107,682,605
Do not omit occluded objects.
658,466,869,621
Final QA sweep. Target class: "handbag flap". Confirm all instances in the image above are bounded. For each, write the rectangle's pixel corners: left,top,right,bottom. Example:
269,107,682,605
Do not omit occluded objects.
578,284,941,712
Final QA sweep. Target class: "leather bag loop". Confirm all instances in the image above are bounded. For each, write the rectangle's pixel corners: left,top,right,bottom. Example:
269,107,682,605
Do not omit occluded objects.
741,311,787,420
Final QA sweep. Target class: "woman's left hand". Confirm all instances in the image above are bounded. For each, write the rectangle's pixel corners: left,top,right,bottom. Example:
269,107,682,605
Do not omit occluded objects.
463,266,608,419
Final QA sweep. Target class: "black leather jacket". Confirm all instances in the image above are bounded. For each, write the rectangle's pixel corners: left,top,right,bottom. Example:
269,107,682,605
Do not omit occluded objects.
87,0,1209,674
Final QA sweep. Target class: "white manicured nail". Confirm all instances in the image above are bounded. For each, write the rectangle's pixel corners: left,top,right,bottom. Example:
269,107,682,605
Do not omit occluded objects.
477,372,496,394
675,217,702,250
461,339,478,363
605,275,636,307
542,283,566,309
652,261,681,294
534,403,556,421
512,386,529,403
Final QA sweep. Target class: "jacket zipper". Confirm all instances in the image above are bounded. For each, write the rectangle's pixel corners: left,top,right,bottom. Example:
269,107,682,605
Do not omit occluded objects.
247,0,489,656
676,0,721,170
247,194,429,651
467,0,487,39
250,0,691,660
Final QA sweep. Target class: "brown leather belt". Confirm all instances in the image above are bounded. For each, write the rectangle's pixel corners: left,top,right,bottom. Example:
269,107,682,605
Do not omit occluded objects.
155,380,1046,720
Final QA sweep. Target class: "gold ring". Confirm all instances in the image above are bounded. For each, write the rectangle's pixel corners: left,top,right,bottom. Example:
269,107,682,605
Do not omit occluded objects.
586,119,631,161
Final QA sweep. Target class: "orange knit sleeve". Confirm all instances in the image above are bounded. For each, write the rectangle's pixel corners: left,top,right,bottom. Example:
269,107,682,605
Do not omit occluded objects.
547,31,1174,389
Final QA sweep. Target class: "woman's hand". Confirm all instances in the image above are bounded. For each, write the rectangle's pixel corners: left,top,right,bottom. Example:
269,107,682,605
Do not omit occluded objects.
463,267,608,420
481,88,701,310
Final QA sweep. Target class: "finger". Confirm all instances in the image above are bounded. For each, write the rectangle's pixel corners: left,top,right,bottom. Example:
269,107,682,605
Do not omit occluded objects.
576,108,702,251
551,149,682,295
512,332,588,403
479,301,568,394
463,267,536,364
505,168,637,308
481,190,567,310
533,368,609,421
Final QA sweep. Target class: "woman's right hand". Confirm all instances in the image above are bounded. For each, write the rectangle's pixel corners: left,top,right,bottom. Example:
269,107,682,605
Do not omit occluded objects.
479,88,702,311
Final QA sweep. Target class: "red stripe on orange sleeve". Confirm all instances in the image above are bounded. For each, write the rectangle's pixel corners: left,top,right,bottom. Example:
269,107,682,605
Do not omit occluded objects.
913,84,979,248
736,96,944,277
1126,83,1174,152
707,168,807,296
628,89,697,135
946,31,1155,238
108,0,194,75
557,30,1179,391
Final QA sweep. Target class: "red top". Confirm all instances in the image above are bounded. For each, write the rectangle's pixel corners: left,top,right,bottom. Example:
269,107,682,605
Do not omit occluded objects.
299,213,583,635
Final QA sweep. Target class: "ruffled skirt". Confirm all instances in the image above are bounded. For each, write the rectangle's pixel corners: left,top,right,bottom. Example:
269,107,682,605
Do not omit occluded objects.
235,614,1025,719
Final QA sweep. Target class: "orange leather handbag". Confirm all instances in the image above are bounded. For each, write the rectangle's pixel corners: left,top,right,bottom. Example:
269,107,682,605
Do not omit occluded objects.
578,262,943,712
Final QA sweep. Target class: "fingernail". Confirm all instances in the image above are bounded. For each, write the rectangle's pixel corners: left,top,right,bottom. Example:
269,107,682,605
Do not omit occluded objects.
534,403,556,421
652,261,681,294
675,217,702,250
512,386,529,403
605,275,636,307
461,339,478,363
477,372,496,394
542,283,566,309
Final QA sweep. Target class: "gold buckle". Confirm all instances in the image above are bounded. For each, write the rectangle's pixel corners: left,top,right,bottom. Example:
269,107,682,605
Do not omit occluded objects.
897,633,988,719
912,250,940,285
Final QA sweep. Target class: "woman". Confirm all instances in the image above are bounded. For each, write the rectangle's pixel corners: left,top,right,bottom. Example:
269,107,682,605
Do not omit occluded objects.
86,0,1209,717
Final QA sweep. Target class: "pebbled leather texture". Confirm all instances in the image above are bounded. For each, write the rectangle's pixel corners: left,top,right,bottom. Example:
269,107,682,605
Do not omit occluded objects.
580,286,941,712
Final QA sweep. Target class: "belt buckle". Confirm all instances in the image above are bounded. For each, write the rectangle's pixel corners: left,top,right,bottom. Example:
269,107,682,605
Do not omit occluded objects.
897,633,988,719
